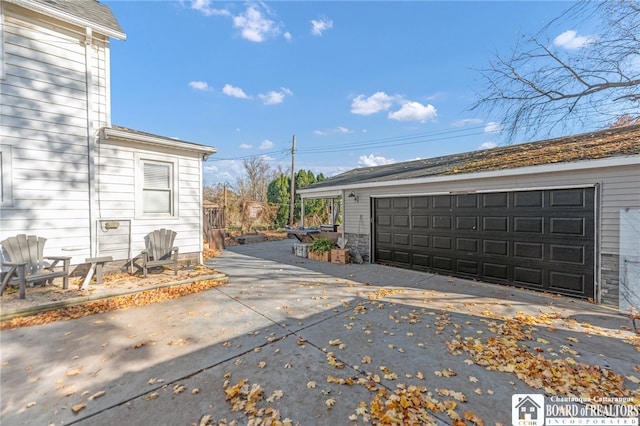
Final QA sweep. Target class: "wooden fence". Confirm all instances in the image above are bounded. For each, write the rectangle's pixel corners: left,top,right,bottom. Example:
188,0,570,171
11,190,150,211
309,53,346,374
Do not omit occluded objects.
204,207,225,250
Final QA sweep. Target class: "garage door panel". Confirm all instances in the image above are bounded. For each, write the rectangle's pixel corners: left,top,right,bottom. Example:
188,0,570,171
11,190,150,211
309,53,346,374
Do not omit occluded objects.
484,217,508,231
413,215,429,228
550,188,585,206
433,256,453,271
457,216,478,230
484,263,509,280
394,198,410,208
514,217,544,233
377,232,392,244
377,215,392,226
456,194,478,208
393,215,410,227
412,197,429,208
514,191,543,207
412,235,429,247
550,272,585,294
514,242,544,259
376,249,392,262
394,251,410,265
412,253,430,269
373,188,594,299
433,196,451,208
550,218,584,235
550,245,585,264
394,233,410,246
483,192,508,208
484,240,509,256
433,236,452,250
433,216,452,229
457,259,478,275
377,198,392,209
514,267,544,286
457,238,478,252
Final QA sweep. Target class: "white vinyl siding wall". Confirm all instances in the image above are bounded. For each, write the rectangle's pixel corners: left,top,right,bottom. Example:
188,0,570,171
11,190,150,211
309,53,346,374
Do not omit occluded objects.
344,162,640,257
0,5,109,262
97,141,204,258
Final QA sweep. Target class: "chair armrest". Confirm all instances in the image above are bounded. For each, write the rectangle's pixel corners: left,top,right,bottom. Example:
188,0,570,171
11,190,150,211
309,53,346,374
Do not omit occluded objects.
44,256,72,261
2,261,29,267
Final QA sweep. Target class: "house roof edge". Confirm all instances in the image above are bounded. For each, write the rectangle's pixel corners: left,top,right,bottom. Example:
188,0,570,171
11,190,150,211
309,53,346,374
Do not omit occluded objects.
102,126,217,160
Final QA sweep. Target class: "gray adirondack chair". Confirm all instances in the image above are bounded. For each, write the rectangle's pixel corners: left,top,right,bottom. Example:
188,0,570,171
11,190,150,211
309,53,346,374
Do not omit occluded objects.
0,235,70,299
141,229,179,277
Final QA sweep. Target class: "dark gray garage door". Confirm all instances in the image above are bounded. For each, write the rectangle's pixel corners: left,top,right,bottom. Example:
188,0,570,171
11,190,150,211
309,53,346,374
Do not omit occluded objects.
373,188,595,299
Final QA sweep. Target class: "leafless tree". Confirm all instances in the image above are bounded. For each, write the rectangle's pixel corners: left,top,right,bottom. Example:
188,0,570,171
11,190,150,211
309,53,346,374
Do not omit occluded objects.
235,157,276,203
472,0,640,141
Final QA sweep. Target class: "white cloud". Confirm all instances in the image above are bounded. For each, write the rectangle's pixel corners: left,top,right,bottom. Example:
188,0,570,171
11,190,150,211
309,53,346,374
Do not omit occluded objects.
453,118,483,127
388,101,437,123
351,92,395,115
358,154,396,167
283,31,292,41
188,81,212,91
553,30,596,50
259,139,274,150
258,87,292,105
191,0,230,16
222,84,250,99
311,17,333,36
484,122,503,134
239,143,252,149
479,142,498,150
314,126,354,136
233,3,280,42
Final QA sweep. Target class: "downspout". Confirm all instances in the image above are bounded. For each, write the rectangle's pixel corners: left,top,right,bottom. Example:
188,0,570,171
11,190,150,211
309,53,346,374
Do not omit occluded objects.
85,27,97,257
341,190,346,239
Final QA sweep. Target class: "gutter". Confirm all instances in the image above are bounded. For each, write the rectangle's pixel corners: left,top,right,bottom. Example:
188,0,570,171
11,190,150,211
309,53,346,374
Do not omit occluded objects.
102,127,217,161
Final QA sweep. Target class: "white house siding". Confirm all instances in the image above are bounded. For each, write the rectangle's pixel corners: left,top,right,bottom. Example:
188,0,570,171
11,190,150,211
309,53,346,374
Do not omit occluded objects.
97,139,204,264
341,160,640,306
0,4,110,263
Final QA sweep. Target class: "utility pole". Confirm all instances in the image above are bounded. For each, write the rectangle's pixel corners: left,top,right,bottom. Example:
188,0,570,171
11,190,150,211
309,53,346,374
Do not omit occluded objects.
289,134,296,226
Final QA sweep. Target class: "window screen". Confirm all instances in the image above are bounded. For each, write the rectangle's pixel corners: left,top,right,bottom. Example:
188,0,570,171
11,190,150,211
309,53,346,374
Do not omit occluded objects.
142,161,173,214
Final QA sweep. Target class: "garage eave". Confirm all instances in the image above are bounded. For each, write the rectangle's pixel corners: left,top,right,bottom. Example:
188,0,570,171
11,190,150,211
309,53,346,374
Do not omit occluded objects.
299,155,640,195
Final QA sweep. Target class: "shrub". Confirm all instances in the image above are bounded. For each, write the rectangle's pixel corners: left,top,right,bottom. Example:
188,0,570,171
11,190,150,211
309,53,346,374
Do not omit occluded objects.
308,237,334,254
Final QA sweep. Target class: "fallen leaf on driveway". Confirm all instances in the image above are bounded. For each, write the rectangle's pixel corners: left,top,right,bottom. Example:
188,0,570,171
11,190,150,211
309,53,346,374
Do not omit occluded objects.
71,403,86,413
434,368,457,377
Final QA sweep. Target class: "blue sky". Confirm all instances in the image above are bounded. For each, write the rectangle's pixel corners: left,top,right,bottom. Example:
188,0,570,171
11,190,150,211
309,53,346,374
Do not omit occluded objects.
105,1,582,187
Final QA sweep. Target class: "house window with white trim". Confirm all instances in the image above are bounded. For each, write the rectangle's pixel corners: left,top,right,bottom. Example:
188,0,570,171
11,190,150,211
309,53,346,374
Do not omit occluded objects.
0,145,13,207
135,154,178,218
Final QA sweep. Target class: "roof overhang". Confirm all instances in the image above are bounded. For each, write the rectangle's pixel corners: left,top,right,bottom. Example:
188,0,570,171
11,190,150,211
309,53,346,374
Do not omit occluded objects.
299,190,342,200
7,0,127,40
297,155,640,196
101,127,217,161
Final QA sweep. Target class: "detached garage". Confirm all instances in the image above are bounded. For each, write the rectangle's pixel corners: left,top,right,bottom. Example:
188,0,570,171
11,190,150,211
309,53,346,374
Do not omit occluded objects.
298,125,640,311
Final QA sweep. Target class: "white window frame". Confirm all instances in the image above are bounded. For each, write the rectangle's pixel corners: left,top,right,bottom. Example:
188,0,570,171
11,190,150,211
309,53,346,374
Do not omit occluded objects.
0,145,13,207
135,153,178,219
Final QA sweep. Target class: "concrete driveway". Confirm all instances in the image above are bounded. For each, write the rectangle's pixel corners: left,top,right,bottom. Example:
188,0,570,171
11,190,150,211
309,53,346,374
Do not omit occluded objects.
1,239,638,425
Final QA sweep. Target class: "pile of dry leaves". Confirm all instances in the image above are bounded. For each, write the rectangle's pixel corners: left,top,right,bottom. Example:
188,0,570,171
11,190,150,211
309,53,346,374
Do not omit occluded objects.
0,263,226,330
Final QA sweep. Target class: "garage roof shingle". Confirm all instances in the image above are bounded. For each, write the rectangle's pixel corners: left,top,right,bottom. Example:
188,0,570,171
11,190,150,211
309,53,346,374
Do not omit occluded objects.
306,125,640,190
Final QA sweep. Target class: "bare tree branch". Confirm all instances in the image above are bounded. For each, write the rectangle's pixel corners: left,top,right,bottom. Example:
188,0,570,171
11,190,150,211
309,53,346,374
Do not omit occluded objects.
472,0,640,141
